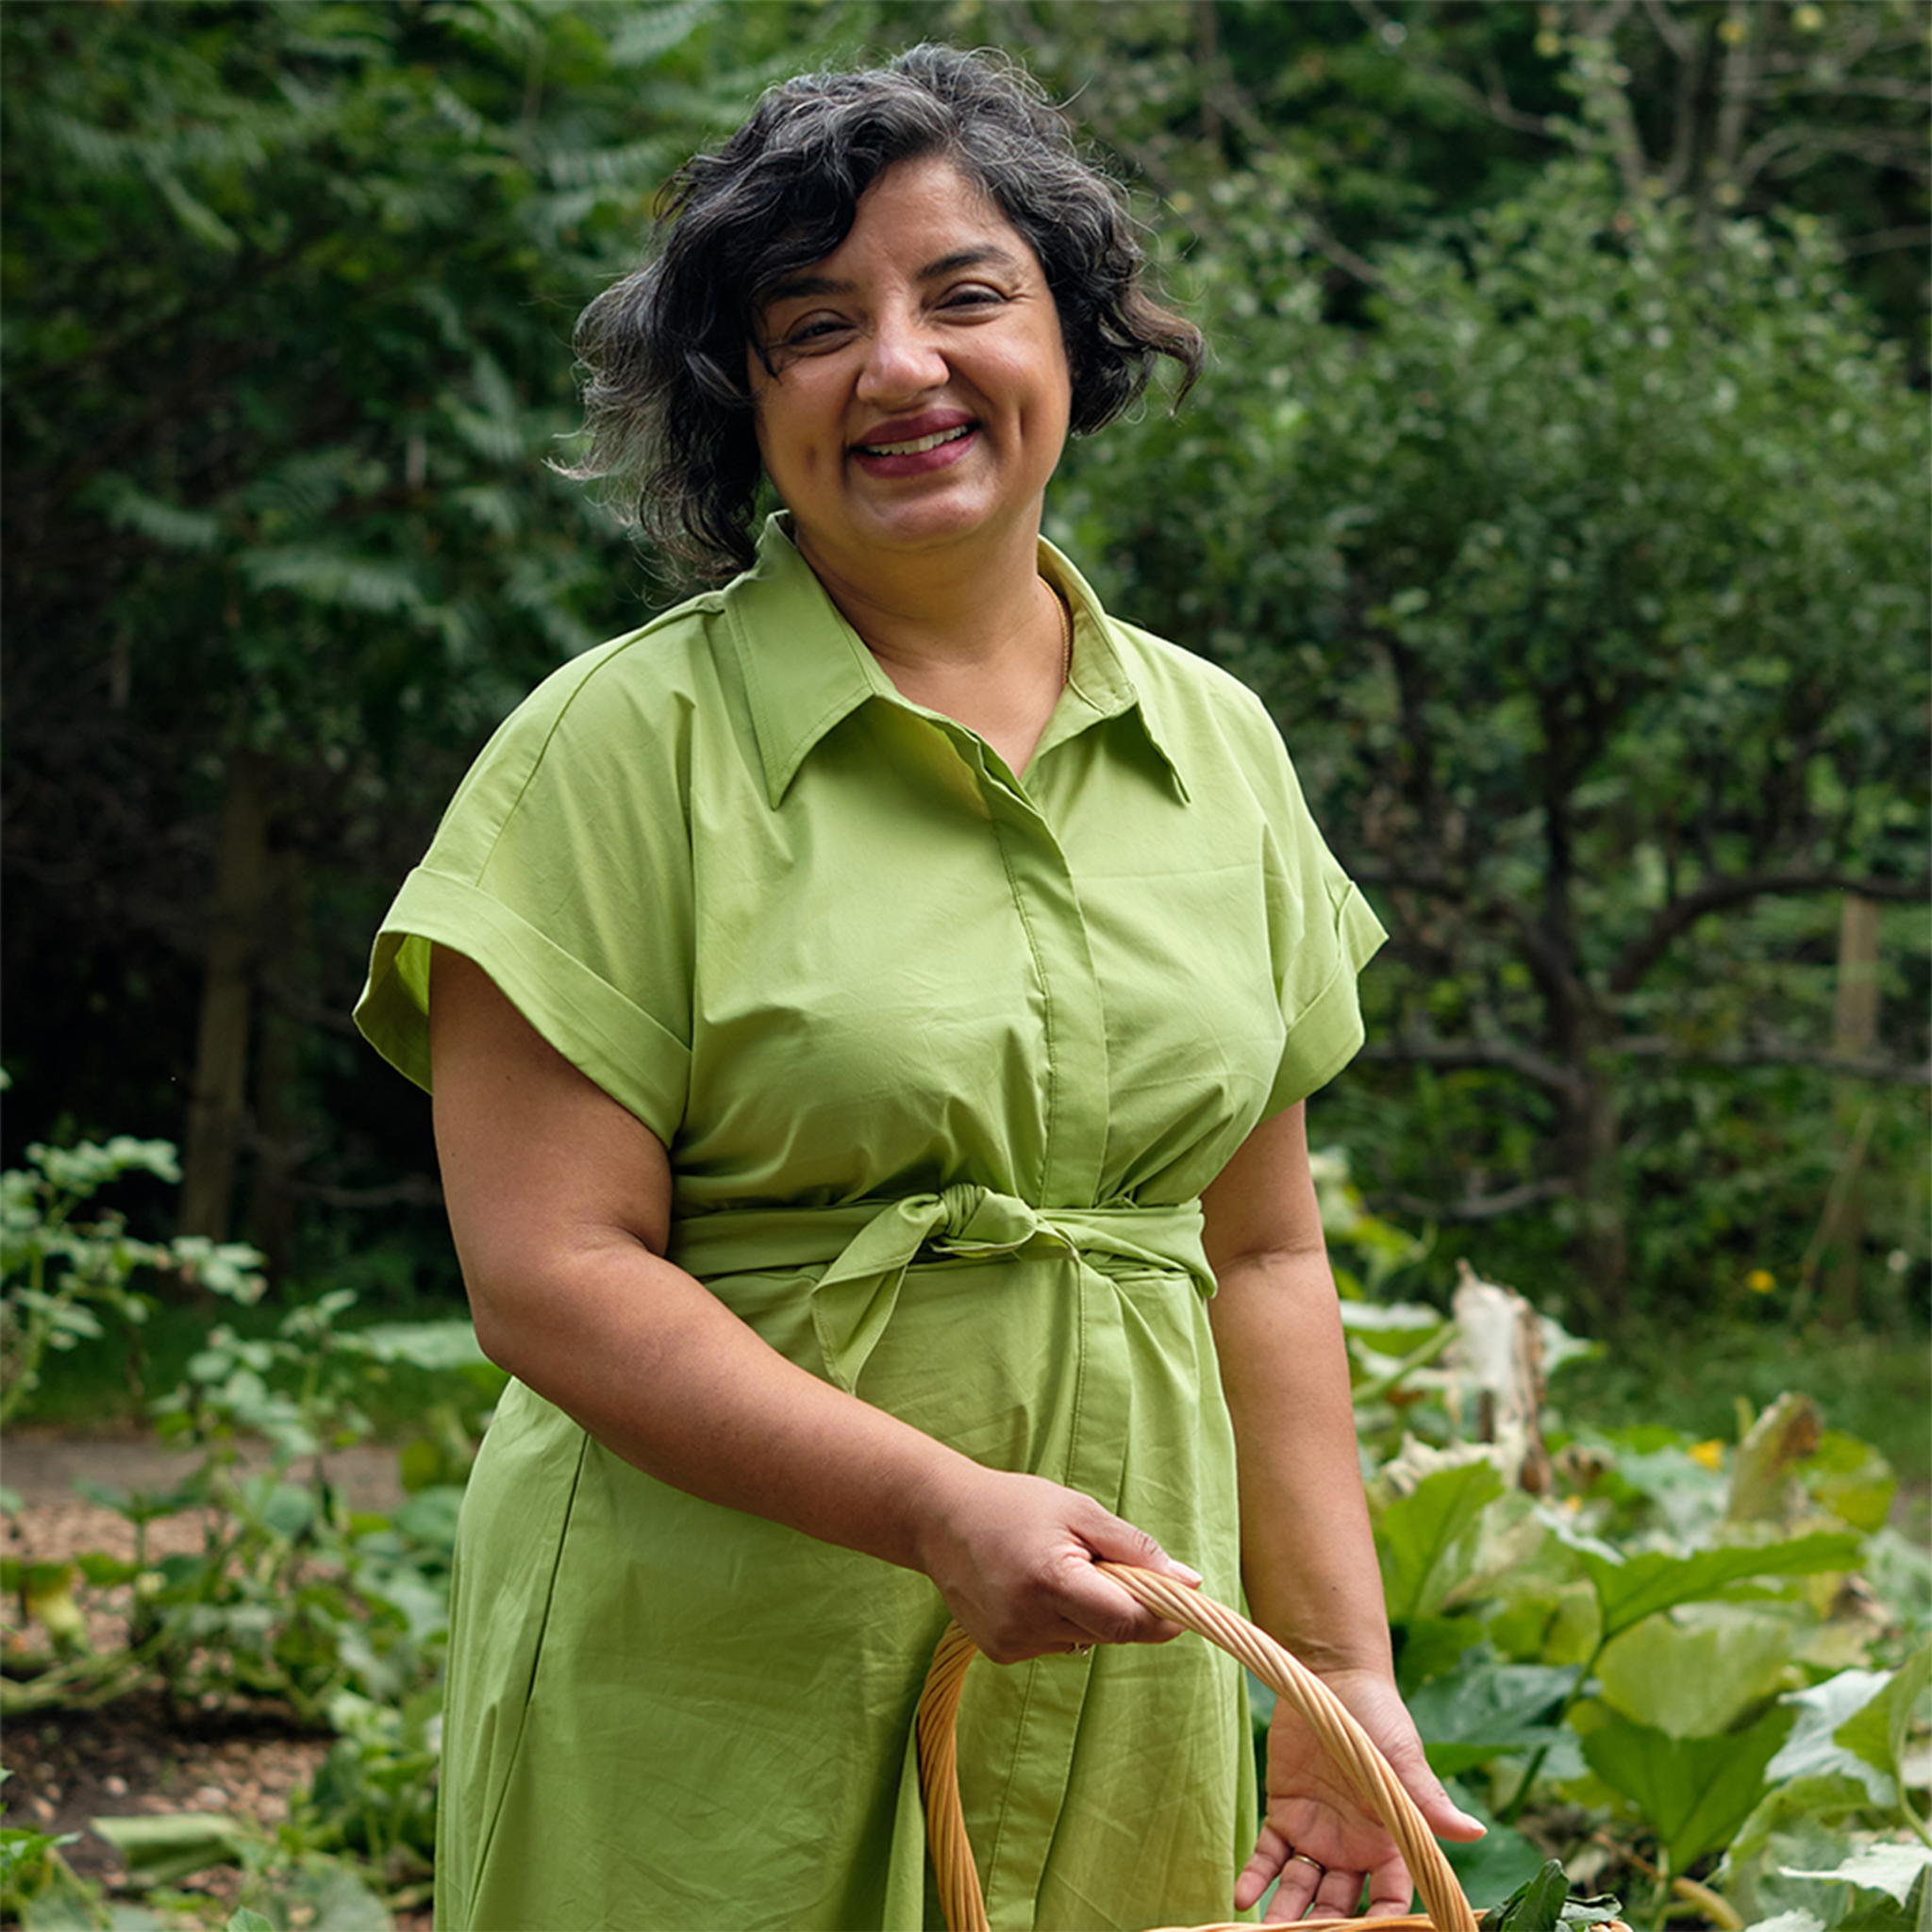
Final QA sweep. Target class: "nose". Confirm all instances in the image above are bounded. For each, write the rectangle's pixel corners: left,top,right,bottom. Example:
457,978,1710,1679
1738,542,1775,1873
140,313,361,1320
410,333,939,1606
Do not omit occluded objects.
857,305,947,400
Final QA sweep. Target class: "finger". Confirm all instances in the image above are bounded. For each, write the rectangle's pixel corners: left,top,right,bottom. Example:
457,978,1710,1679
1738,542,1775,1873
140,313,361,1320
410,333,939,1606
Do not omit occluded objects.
1261,1857,1325,1924
1059,1560,1184,1647
1070,1497,1204,1589
1310,1864,1371,1921
1360,1850,1417,1920
1233,1824,1290,1913
1394,1759,1484,1842
1418,1779,1486,1842
1377,1724,1485,1843
1062,1502,1204,1643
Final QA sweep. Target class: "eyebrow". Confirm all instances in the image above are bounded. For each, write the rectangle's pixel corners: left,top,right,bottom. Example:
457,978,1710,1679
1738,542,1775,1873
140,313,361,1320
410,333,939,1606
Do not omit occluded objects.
758,244,1024,308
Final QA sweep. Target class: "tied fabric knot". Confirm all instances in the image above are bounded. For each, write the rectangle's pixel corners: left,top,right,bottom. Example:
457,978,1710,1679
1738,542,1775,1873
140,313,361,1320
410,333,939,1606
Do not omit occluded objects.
933,1181,1054,1255
808,1185,1205,1393
667,1187,1210,1395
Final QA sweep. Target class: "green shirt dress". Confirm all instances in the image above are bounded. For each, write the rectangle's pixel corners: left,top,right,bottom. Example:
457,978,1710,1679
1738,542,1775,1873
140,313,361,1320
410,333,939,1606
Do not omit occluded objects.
356,515,1385,1932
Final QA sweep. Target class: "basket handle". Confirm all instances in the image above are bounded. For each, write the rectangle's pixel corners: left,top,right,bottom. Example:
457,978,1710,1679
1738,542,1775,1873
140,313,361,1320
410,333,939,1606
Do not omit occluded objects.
914,1561,1480,1932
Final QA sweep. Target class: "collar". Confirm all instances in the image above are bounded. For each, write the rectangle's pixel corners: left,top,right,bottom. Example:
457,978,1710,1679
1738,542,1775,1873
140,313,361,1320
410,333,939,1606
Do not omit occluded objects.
725,513,1190,808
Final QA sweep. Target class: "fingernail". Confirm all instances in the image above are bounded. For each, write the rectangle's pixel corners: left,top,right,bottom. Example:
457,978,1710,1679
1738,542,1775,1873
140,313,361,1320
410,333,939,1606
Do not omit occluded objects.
1174,1562,1203,1587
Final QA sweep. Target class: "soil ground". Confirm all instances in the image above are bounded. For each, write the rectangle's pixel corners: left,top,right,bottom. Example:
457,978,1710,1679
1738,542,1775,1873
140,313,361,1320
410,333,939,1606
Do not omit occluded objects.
2,1429,425,1926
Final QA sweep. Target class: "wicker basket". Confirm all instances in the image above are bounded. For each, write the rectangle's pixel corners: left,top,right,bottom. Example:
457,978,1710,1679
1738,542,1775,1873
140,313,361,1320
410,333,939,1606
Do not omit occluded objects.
914,1560,1482,1932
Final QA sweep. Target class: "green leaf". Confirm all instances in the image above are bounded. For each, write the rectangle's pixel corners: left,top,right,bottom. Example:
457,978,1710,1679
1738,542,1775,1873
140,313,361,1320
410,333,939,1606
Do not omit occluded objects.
282,1858,392,1932
1780,1848,1932,1908
1583,1707,1793,1872
225,1911,276,1932
1484,1859,1574,1932
353,1319,489,1370
1595,1604,1797,1739
1803,1431,1899,1535
1377,1458,1507,1624
1341,1300,1450,1356
1578,1532,1864,1642
1441,1791,1550,1904
1768,1668,1904,1807
1836,1642,1931,1792
1726,1392,1823,1524
74,1476,208,1521
1476,1860,1624,1932
88,1812,250,1887
73,1553,139,1589
1407,1657,1574,1774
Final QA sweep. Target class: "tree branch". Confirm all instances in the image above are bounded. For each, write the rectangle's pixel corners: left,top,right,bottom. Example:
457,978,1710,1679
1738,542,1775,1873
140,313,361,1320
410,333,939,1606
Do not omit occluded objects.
1378,1178,1575,1223
1351,0,1557,138
1614,1039,1931,1085
1843,225,1932,257
1640,0,1697,61
1360,1034,1584,1101
1609,870,1931,994
290,1175,446,1209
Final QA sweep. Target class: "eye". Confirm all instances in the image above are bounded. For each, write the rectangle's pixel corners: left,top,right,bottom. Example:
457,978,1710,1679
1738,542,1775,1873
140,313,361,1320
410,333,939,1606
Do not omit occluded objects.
781,313,853,348
941,283,1007,312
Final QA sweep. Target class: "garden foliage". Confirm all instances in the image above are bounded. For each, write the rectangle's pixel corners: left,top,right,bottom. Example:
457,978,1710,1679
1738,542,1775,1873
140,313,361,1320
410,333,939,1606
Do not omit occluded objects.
2,1139,1925,1930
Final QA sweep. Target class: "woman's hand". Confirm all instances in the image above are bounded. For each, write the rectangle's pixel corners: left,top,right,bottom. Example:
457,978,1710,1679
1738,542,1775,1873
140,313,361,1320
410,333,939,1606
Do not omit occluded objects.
916,1465,1201,1664
1235,1669,1484,1923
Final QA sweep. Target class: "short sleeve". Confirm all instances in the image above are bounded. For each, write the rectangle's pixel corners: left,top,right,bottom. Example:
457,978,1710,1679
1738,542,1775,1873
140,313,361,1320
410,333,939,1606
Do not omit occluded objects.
1249,712,1387,1117
353,641,696,1146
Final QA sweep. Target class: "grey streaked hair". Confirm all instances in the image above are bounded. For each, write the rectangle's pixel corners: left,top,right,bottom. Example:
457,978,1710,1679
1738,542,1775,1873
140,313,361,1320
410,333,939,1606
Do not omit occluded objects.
564,43,1204,580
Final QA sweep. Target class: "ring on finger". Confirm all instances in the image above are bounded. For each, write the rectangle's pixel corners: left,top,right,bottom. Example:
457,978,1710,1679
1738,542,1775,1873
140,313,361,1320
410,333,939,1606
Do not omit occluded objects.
1069,1642,1093,1657
1288,1853,1324,1872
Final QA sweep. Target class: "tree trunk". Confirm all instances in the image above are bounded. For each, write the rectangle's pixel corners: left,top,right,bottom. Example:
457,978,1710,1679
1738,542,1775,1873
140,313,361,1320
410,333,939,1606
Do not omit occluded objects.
1824,892,1881,1324
244,846,307,1282
178,751,275,1243
1562,1034,1628,1326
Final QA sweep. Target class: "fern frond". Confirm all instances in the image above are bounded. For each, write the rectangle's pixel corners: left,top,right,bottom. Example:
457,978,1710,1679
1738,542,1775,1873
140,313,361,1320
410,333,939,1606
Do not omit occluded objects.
539,135,687,193
85,475,225,553
242,547,429,616
607,1,719,71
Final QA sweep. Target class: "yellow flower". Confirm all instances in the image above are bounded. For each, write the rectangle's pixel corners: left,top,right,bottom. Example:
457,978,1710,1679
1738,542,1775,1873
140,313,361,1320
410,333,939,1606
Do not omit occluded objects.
1745,1268,1776,1295
1689,1440,1726,1472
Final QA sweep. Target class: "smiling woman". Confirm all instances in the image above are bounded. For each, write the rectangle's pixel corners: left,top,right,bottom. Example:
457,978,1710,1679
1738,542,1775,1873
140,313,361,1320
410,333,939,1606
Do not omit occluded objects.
568,48,1200,582
354,43,1479,1932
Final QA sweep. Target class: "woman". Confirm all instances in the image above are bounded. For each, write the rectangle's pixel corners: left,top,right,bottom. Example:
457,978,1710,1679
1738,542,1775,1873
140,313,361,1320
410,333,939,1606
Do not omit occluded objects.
357,44,1481,1932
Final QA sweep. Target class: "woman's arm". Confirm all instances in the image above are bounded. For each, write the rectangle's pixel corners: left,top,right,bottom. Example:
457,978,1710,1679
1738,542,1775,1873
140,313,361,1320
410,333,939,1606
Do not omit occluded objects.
1202,1102,1482,1921
427,943,1193,1663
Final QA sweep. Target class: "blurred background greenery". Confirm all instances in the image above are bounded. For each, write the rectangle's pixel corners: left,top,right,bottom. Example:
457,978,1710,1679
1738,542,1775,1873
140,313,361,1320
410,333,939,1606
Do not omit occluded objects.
4,0,1924,1474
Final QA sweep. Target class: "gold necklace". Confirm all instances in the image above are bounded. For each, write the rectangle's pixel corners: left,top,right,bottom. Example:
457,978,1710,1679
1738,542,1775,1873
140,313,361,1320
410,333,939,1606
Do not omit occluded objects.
1042,577,1073,688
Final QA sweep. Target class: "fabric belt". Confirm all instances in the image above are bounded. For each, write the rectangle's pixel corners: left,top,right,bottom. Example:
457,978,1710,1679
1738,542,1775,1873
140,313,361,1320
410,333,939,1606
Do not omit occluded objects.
670,1185,1211,1393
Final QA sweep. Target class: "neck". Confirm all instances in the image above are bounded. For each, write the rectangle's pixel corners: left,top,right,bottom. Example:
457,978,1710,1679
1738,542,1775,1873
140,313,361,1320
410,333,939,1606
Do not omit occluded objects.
790,516,1071,775
793,517,1047,676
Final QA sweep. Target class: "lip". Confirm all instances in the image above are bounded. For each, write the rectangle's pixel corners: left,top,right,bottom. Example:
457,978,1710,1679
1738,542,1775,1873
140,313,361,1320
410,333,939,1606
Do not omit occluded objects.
850,410,979,481
852,408,975,454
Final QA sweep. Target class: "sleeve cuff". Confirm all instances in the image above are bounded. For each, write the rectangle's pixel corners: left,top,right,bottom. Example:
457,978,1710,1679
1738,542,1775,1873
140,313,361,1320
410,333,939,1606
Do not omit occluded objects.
1261,880,1387,1116
353,867,691,1147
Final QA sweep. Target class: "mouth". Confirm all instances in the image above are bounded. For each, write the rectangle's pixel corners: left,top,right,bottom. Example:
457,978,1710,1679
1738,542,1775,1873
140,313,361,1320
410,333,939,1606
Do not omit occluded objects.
857,425,974,458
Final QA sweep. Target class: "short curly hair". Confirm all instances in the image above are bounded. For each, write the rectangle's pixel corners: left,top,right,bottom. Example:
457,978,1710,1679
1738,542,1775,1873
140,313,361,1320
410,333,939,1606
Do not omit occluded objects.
566,44,1204,580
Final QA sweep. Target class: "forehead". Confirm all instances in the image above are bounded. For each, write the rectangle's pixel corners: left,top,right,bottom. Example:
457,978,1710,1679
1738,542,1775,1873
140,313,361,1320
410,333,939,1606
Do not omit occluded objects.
754,157,1037,305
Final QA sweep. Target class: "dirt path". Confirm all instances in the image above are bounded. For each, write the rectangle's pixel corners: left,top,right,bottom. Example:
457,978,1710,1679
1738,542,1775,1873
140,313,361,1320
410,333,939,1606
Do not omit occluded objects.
2,1432,418,1924
1,1426,405,1512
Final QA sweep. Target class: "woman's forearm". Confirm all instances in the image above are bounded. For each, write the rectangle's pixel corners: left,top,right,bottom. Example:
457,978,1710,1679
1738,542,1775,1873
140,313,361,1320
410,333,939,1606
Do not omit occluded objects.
1208,1245,1394,1678
459,1225,981,1576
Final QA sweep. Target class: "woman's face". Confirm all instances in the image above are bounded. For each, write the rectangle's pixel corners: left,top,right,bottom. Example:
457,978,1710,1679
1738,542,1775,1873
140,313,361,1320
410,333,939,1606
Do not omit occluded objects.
746,156,1073,581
